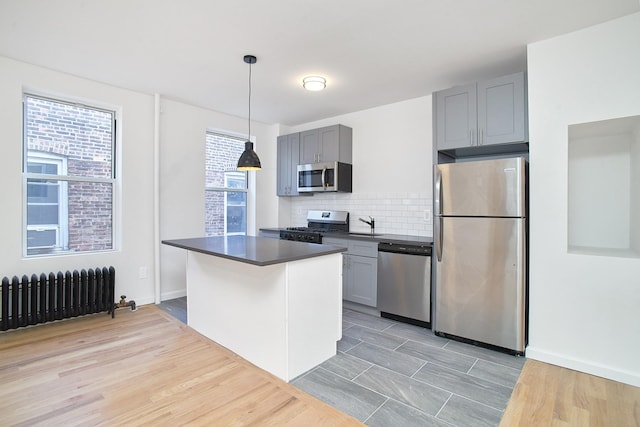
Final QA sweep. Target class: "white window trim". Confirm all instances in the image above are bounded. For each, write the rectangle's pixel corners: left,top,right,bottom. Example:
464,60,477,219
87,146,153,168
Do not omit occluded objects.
22,92,119,257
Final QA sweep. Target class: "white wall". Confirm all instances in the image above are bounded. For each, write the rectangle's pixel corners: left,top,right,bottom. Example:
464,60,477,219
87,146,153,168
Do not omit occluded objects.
282,96,434,236
0,56,156,304
0,56,281,305
158,98,279,300
527,12,640,386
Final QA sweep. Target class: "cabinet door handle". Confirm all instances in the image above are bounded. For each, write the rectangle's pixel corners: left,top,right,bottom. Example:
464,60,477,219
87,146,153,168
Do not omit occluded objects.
480,129,483,146
470,130,473,146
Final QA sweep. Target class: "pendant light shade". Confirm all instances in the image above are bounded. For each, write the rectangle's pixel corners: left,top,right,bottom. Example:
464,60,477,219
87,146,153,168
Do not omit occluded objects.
237,54,261,171
237,141,261,170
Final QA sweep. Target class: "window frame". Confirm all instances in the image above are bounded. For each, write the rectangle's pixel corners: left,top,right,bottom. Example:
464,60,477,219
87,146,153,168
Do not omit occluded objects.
204,130,255,237
22,92,118,257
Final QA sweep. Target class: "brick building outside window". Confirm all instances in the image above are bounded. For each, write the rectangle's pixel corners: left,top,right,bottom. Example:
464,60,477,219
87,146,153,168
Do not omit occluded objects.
23,94,115,256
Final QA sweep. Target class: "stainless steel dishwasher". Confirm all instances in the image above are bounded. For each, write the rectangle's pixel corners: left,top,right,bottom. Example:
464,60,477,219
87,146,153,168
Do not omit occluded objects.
377,242,432,327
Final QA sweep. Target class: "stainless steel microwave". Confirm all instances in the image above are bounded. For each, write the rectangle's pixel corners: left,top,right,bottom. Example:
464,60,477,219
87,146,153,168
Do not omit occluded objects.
297,161,352,193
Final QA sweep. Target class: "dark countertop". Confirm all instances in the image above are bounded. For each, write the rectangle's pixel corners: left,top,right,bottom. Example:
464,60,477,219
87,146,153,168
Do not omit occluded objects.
162,236,347,267
260,228,433,246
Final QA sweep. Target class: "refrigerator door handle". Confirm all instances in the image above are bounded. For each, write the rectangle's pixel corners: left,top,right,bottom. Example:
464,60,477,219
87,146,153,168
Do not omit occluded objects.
434,166,442,217
435,216,443,261
434,166,443,261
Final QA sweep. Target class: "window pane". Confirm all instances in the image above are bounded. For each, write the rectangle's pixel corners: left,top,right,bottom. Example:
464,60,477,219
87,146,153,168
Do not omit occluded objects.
27,180,60,203
205,191,225,236
67,181,113,252
226,205,246,234
27,229,58,249
25,95,113,179
27,205,59,225
206,133,247,188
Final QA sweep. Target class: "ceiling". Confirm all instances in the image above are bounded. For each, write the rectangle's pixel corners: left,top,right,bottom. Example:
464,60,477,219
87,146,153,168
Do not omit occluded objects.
1,0,638,126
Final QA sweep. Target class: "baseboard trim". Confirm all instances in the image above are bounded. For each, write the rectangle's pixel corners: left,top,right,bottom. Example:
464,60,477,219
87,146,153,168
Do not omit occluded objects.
161,289,187,301
526,346,640,387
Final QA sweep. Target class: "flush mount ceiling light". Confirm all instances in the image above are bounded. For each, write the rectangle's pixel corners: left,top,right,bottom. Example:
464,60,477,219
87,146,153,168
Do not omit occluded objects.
237,54,262,171
303,76,326,91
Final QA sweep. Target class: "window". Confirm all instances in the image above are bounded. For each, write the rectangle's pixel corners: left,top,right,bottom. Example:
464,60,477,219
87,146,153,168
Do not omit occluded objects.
205,132,248,236
23,94,116,256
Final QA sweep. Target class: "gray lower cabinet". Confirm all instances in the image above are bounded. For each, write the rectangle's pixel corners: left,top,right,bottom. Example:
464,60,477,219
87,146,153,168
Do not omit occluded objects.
435,72,527,151
299,124,352,164
277,133,300,196
324,237,378,307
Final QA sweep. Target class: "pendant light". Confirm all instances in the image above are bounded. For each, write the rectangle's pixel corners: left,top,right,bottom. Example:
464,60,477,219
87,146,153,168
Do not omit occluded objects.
237,54,262,171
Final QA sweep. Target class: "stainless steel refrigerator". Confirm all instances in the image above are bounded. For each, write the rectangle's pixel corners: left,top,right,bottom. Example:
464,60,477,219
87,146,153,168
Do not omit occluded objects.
433,157,527,354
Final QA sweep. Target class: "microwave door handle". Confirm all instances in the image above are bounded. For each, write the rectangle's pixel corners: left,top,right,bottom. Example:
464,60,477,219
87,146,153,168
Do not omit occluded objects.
322,167,327,189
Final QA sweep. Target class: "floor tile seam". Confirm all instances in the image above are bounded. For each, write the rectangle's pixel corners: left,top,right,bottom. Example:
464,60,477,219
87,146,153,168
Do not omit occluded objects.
440,341,525,371
433,393,454,420
345,338,427,370
341,317,396,332
398,335,450,350
414,360,515,395
391,337,409,351
461,368,519,390
394,346,477,376
341,317,389,331
446,390,509,413
467,358,480,374
361,396,389,424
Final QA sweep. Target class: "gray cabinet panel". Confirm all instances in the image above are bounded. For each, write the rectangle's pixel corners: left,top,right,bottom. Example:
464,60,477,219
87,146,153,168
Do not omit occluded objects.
434,72,527,152
277,133,300,196
324,237,377,307
435,83,477,150
478,72,526,146
345,254,378,307
299,124,352,164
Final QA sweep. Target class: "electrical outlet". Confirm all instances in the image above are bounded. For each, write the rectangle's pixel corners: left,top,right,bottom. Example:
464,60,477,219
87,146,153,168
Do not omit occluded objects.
138,267,147,279
424,209,431,221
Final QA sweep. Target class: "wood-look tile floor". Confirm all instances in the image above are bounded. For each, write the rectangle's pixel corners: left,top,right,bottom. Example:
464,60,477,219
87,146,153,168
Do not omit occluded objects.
293,309,525,426
0,304,362,426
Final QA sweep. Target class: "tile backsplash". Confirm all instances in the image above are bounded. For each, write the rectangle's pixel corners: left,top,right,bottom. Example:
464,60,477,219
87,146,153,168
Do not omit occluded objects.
289,192,433,237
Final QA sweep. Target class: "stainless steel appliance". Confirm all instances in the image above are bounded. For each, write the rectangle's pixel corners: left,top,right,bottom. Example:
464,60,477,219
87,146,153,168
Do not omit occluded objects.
377,242,432,327
297,161,352,193
279,210,349,243
434,157,527,355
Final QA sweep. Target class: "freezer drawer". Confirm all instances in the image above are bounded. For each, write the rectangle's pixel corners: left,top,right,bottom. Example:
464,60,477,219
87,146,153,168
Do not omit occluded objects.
434,217,526,353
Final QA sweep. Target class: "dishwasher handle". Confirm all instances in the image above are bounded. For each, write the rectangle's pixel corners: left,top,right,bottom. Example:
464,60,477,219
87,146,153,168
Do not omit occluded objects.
378,242,432,256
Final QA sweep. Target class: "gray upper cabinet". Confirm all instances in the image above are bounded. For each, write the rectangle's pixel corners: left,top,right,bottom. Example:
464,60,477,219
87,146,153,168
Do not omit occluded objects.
299,124,353,164
435,83,477,150
435,72,527,151
277,133,300,196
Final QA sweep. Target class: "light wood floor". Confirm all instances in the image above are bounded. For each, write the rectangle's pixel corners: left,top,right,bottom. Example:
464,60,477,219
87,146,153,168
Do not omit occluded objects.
500,359,640,426
0,305,362,426
2,305,639,426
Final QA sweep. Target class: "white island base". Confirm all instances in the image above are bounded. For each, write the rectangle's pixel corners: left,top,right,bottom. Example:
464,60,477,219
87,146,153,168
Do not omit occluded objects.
186,250,343,382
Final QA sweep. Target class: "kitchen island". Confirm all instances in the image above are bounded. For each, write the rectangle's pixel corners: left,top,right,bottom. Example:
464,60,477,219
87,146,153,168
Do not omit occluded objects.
162,236,346,382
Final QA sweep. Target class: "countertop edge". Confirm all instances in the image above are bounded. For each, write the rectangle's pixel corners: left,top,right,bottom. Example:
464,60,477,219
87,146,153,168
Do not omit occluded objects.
162,238,347,267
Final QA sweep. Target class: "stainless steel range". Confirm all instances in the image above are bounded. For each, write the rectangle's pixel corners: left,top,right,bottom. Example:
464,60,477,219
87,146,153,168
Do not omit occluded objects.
279,210,350,244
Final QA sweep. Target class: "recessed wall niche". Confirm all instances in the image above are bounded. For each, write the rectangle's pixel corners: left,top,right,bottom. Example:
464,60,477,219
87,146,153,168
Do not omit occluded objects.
568,115,640,257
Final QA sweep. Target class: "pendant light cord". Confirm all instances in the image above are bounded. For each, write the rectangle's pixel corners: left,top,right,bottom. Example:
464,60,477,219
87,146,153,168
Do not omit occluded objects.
247,61,252,141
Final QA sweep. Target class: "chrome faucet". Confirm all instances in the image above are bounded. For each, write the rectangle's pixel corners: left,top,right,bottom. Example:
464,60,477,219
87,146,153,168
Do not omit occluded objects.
359,216,375,233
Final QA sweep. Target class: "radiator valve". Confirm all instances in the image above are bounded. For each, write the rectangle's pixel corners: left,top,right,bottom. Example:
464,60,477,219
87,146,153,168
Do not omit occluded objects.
116,295,137,311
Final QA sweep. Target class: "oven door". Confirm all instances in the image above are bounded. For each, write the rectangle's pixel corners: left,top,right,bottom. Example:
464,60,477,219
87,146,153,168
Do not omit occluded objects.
297,162,336,192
